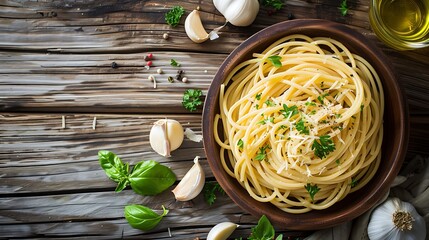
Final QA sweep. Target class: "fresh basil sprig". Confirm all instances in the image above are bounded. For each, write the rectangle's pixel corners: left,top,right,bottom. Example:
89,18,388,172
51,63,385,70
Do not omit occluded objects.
98,150,176,195
247,215,283,240
125,204,168,231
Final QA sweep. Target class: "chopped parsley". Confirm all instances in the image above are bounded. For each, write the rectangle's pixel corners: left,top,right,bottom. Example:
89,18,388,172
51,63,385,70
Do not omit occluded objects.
304,183,320,202
261,0,284,10
295,119,309,135
360,104,364,112
255,145,270,161
170,59,181,67
264,99,276,107
165,6,185,27
255,93,262,100
255,104,259,109
280,104,299,118
305,101,317,107
267,55,282,68
335,113,342,118
182,89,202,112
258,117,274,125
203,182,225,205
317,93,330,104
312,135,336,159
340,0,348,16
350,178,358,188
237,139,244,150
335,159,341,165
309,110,317,115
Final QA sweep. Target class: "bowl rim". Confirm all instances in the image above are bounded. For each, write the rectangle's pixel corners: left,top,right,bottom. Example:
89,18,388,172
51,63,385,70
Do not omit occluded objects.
202,19,409,230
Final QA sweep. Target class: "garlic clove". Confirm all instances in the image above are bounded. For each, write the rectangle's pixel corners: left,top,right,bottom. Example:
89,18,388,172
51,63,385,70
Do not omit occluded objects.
149,119,184,157
172,156,205,201
213,0,259,27
185,9,209,43
207,222,239,240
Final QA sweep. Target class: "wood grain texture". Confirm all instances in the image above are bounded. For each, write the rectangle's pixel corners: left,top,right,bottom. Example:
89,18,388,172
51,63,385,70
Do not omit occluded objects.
1,0,428,238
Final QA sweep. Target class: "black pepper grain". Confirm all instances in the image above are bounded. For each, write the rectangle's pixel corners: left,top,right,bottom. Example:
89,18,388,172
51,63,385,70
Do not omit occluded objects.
111,62,118,68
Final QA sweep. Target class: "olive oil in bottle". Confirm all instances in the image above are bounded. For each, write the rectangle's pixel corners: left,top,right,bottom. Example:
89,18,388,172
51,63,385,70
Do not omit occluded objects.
370,0,429,50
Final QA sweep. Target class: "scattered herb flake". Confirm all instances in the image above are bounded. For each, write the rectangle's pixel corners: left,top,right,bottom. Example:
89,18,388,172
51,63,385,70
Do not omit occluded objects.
255,145,270,161
305,101,317,106
312,135,336,159
280,104,299,118
248,215,276,240
261,0,284,10
165,6,185,27
340,0,349,16
336,159,341,165
317,93,330,104
170,59,181,67
264,99,276,107
267,55,282,68
360,104,364,112
182,89,203,112
237,139,244,150
203,182,225,205
350,178,358,188
255,93,262,100
295,119,309,135
304,183,321,202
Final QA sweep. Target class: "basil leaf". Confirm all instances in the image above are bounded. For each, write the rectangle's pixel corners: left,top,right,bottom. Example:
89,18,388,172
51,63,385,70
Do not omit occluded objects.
275,234,283,240
129,160,176,195
124,204,168,231
267,55,282,68
249,215,275,240
98,150,129,187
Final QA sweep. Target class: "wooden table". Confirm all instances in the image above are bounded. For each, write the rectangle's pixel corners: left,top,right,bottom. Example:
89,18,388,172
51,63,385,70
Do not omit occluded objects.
1,0,428,239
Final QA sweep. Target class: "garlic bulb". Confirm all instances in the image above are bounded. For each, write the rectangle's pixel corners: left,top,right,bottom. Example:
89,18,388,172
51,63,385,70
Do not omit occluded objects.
207,222,239,240
149,119,184,157
213,0,259,27
172,156,205,201
368,198,426,240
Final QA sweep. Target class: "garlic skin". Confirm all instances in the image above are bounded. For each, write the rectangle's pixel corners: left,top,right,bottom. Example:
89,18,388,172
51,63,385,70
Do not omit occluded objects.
213,0,259,27
149,119,184,157
185,9,209,43
368,198,426,240
207,222,239,240
172,156,205,201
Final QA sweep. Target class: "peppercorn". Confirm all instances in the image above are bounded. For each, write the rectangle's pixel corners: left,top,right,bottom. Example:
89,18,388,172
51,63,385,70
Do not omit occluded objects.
111,62,118,68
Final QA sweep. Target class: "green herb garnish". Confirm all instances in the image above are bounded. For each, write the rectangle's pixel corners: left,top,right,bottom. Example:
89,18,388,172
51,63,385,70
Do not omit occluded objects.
237,139,244,150
317,93,330,104
124,204,168,231
203,182,226,205
182,89,203,112
264,99,276,107
170,58,181,67
305,101,317,106
260,0,284,10
350,178,358,188
258,117,274,125
295,119,309,135
336,159,341,165
304,183,320,202
165,6,185,27
340,0,348,16
255,145,270,161
311,135,336,159
98,151,176,195
249,215,276,240
255,93,262,100
280,104,299,118
267,55,282,68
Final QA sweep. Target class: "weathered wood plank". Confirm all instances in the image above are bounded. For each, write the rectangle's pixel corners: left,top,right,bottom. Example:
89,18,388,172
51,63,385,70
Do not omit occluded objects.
1,50,429,114
0,113,208,194
0,189,310,238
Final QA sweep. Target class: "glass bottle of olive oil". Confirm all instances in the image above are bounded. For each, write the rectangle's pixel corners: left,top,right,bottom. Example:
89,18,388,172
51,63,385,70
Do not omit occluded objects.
370,0,429,50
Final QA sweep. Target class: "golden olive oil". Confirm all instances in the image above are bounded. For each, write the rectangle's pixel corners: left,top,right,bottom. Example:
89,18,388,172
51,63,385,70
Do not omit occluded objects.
370,0,429,49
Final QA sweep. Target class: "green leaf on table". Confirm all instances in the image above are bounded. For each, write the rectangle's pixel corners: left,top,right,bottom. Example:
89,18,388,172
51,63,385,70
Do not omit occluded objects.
249,215,275,240
129,160,176,196
261,0,284,10
182,89,203,112
98,150,130,192
203,182,226,205
340,0,348,16
124,204,168,231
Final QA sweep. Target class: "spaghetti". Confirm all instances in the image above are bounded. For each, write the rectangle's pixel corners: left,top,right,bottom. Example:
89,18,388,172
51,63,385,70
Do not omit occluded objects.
214,35,384,213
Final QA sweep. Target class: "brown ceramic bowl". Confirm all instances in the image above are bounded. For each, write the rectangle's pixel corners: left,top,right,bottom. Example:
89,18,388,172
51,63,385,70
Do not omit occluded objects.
202,19,409,230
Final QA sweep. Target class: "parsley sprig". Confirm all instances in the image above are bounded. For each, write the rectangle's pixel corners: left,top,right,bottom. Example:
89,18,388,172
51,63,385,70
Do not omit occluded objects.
312,135,335,159
280,104,299,119
255,145,271,161
203,182,225,205
182,89,203,112
260,0,284,10
165,6,185,27
304,183,321,202
295,119,309,135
